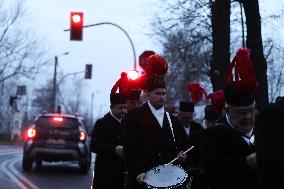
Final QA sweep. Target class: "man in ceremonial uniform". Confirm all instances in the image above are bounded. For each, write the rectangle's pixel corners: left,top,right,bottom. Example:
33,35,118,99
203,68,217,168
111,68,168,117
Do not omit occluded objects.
127,89,143,111
201,48,259,189
255,97,284,189
177,101,207,189
202,105,219,129
124,54,186,189
90,93,127,189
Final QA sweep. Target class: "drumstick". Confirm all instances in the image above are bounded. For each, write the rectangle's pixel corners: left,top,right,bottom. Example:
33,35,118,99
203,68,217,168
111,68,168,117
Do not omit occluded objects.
165,146,194,166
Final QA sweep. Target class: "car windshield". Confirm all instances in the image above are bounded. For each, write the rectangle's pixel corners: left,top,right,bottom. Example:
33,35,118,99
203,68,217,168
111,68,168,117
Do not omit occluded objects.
35,116,79,129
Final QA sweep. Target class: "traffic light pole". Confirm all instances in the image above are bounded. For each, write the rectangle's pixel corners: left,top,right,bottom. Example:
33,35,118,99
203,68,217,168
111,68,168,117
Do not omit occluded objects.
57,71,85,86
64,22,137,70
52,56,58,113
52,52,69,113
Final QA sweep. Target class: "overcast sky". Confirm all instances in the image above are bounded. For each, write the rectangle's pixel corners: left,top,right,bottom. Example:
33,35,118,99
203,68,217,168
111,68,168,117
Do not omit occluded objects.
21,0,162,116
18,0,284,117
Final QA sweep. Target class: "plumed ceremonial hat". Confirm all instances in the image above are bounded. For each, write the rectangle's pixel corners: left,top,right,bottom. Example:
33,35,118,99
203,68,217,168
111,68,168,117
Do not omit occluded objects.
225,48,259,106
110,93,127,105
146,76,166,91
129,89,141,100
187,83,208,103
204,105,219,121
208,90,225,114
179,101,195,112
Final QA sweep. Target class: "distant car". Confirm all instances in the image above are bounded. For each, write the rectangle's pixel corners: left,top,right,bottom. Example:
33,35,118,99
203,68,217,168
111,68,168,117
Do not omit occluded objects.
22,113,91,174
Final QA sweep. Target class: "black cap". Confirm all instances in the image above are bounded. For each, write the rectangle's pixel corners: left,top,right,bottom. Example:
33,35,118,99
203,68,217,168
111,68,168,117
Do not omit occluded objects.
179,101,195,112
146,76,166,91
129,90,141,100
110,93,127,105
204,105,219,121
224,81,255,106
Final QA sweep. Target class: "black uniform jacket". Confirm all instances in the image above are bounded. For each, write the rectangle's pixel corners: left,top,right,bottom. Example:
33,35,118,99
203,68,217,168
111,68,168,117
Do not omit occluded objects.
90,112,125,189
177,121,204,171
201,118,258,189
255,101,284,189
124,103,182,178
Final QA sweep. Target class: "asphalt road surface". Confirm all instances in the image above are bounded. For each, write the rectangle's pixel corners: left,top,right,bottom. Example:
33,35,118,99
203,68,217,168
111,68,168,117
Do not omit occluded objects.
0,144,95,189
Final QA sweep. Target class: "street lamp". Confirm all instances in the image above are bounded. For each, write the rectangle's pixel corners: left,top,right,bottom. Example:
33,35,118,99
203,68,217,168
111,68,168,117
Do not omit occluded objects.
52,52,70,112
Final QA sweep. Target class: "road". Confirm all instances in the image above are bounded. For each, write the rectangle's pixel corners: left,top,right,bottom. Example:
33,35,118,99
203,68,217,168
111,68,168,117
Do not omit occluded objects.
0,144,94,189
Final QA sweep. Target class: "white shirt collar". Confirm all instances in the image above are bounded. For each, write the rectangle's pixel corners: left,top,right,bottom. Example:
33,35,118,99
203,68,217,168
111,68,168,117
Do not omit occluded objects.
202,120,208,129
225,113,253,145
183,127,190,136
110,111,122,123
148,100,165,127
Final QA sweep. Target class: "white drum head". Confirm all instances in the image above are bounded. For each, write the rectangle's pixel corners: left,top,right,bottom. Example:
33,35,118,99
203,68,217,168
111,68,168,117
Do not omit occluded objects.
145,164,188,188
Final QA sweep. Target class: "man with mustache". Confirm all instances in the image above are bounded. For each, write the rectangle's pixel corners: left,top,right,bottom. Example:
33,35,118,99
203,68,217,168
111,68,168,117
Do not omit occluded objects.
201,48,259,189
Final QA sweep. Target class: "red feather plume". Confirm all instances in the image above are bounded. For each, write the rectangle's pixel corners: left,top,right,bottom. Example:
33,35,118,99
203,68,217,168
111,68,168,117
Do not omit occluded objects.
187,83,208,103
137,53,168,91
111,72,131,97
139,51,155,71
146,54,168,76
225,48,259,91
208,90,225,114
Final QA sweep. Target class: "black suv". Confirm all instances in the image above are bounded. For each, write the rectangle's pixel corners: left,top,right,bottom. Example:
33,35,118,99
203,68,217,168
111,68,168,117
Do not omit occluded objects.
22,113,91,173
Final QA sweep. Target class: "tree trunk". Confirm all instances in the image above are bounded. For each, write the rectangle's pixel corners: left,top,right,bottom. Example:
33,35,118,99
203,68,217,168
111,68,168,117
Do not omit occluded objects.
242,0,269,109
210,0,231,91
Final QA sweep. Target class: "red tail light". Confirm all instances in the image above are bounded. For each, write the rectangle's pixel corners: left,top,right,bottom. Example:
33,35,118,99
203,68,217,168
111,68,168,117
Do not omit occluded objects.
79,131,86,141
27,128,36,139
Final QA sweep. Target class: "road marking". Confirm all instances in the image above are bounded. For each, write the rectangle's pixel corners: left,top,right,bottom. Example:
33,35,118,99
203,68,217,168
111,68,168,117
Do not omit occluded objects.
1,158,28,189
8,158,41,189
0,155,41,189
0,149,21,156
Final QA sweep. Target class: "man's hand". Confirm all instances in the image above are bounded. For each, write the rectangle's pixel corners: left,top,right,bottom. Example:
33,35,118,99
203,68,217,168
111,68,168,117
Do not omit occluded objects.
136,173,146,183
177,151,187,164
114,145,124,158
246,152,258,170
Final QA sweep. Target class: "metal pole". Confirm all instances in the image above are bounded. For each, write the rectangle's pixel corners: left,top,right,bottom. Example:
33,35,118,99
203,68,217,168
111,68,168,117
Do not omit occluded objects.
240,2,246,48
64,22,137,70
53,56,58,112
91,92,94,125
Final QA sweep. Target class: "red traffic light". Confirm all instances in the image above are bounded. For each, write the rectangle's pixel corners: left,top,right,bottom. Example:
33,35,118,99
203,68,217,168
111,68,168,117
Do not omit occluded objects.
127,70,139,80
70,12,83,41
72,14,81,23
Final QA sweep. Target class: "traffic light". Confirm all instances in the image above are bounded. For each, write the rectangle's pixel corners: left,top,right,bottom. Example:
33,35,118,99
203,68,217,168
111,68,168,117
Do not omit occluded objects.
9,96,17,107
127,70,139,80
127,70,139,89
70,12,83,41
85,64,92,79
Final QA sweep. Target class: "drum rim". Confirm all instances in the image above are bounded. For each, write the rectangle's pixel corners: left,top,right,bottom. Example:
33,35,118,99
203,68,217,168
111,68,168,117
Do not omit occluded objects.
145,164,188,188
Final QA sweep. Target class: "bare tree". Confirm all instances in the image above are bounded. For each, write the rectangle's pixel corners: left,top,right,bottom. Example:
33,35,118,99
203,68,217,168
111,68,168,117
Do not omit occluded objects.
57,75,88,115
210,0,230,90
152,0,280,109
162,30,211,102
31,74,90,123
264,39,284,102
0,79,18,133
241,0,269,108
152,0,213,103
32,79,54,116
0,0,48,83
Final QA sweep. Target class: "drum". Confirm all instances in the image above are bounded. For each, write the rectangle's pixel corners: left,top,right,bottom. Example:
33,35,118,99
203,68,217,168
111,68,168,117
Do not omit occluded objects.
144,164,188,189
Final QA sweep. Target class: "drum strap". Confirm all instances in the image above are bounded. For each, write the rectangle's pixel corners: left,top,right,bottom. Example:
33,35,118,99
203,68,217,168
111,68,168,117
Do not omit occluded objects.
166,112,177,152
